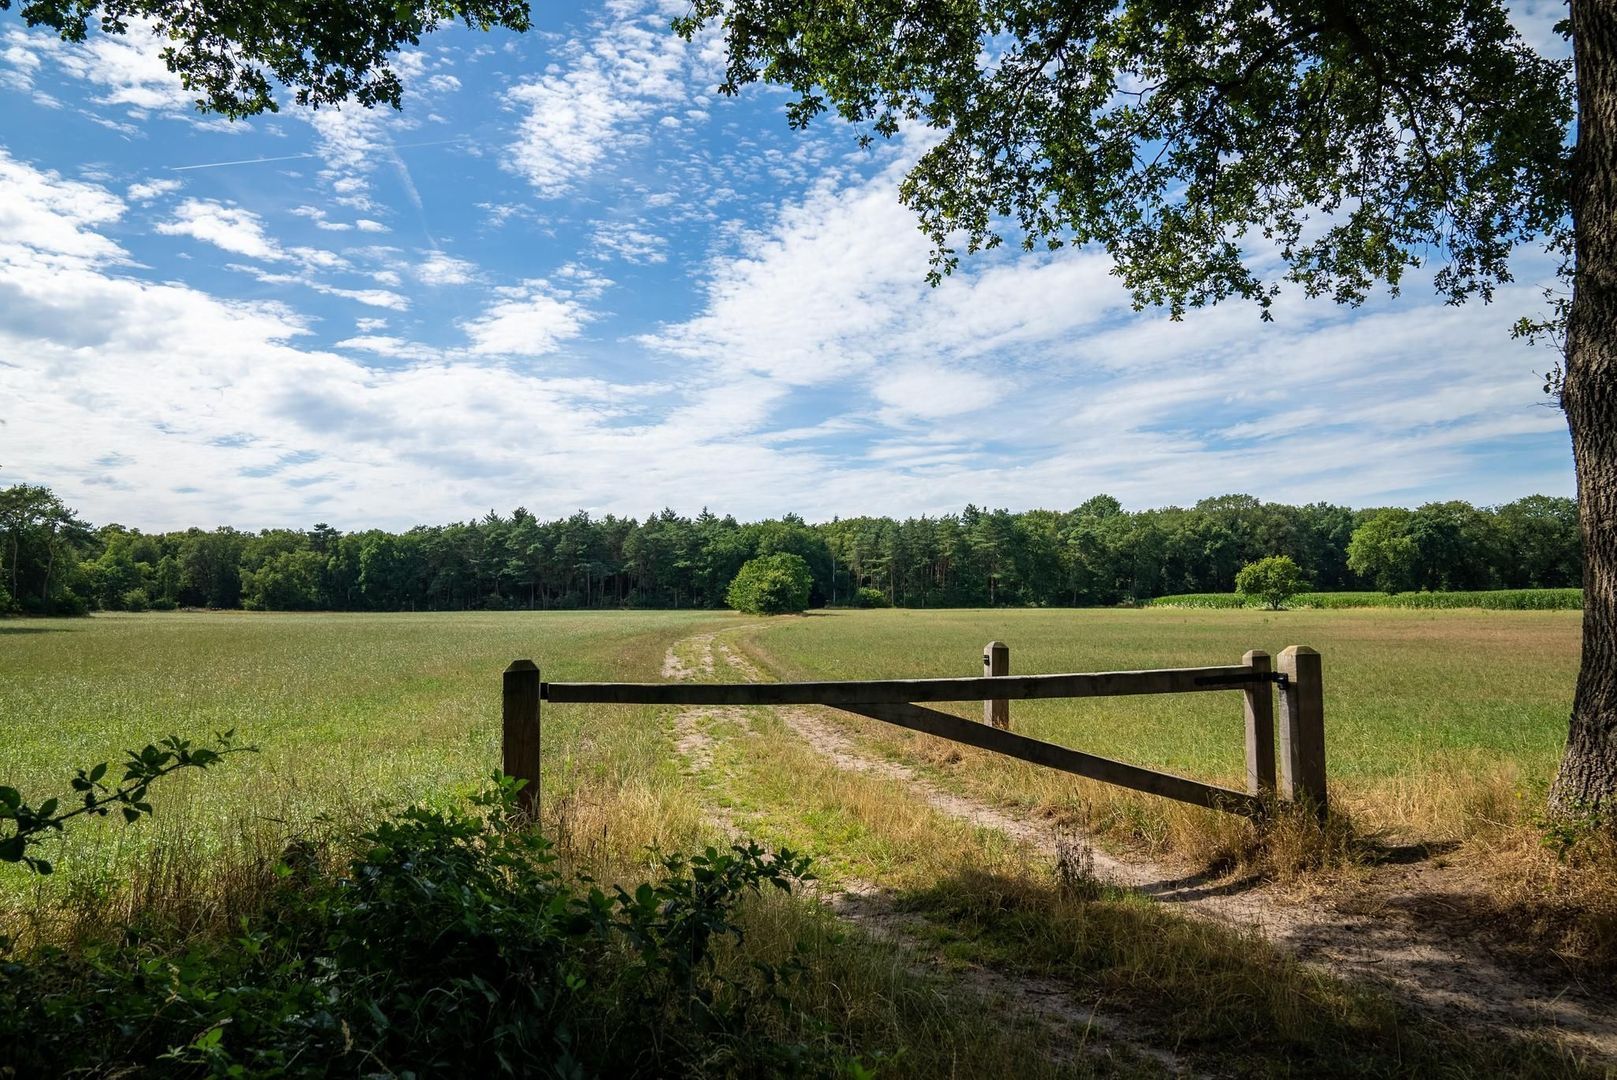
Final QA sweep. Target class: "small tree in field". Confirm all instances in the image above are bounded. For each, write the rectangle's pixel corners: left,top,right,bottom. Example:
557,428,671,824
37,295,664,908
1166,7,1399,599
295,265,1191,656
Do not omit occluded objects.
1235,556,1306,611
727,554,812,615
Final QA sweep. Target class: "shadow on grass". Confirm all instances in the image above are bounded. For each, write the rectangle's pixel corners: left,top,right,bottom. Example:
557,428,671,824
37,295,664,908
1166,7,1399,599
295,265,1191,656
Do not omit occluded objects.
0,624,78,635
874,862,1605,1078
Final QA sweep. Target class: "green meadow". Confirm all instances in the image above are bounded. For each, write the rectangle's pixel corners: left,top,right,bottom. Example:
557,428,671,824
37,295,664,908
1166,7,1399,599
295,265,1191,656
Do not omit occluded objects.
1,608,1603,1077
1,611,732,914
3,606,1579,899
739,607,1578,832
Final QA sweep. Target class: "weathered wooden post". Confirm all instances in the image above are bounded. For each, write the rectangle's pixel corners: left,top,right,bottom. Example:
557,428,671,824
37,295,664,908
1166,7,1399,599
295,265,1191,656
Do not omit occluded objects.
1242,649,1277,797
983,640,1010,728
1276,646,1326,819
503,659,542,820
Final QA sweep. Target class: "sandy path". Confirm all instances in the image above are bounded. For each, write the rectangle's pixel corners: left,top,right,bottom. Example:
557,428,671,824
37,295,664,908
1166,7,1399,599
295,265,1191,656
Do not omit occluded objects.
686,630,1617,1061
662,631,1196,1075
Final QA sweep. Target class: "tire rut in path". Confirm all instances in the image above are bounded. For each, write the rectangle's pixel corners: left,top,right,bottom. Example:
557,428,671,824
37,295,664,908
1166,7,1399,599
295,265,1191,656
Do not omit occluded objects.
664,630,1197,1076
696,632,1617,1063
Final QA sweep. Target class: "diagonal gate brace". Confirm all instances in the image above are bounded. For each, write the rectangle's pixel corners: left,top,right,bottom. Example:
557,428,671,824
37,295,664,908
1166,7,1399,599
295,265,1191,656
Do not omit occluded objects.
839,701,1265,817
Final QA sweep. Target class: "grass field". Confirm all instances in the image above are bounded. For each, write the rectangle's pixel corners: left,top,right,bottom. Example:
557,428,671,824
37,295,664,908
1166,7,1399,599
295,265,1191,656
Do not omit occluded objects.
2,607,1580,890
1,611,734,920
738,608,1578,848
2,608,1604,1077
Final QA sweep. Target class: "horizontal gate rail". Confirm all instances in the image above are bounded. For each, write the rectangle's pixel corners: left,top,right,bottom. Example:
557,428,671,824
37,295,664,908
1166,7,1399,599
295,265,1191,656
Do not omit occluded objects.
541,664,1262,706
506,643,1325,825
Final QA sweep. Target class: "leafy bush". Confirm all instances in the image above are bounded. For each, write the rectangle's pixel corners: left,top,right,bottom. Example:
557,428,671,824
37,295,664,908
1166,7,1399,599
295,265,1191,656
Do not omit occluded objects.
854,587,890,608
0,779,823,1078
727,553,813,615
1234,555,1307,610
120,588,151,612
148,596,179,611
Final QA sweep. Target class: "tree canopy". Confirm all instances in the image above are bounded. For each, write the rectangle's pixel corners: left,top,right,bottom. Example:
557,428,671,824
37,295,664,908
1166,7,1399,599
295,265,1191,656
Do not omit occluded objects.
0,485,1580,616
2,0,529,116
678,0,1573,311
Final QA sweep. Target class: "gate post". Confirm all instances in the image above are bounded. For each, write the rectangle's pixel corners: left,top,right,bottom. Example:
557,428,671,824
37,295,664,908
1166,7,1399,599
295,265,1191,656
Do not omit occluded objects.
983,641,1010,728
503,659,542,820
1242,649,1276,797
1276,646,1326,820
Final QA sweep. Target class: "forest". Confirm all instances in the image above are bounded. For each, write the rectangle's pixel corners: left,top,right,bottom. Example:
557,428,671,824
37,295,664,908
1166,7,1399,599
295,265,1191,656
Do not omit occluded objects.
0,485,1582,615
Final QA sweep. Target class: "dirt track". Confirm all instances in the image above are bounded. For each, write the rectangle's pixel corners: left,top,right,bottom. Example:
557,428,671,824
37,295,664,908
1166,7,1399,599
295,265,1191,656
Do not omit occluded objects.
663,627,1617,1067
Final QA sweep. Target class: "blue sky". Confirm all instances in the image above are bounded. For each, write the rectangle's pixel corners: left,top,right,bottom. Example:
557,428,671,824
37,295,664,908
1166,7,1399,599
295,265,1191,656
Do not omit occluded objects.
0,0,1577,531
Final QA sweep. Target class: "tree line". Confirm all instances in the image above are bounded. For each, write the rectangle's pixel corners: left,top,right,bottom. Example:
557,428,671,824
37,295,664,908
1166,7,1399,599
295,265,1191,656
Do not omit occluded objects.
0,485,1581,616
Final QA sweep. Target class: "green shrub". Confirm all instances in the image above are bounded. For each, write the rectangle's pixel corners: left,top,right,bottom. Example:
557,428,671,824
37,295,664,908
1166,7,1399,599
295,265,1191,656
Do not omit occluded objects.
120,588,151,612
727,553,813,614
148,597,178,611
854,587,890,608
0,780,822,1078
1234,555,1307,610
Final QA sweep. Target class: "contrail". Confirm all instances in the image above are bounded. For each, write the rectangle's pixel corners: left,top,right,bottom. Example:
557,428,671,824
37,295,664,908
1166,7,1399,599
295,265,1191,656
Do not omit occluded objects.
167,137,469,172
167,151,320,172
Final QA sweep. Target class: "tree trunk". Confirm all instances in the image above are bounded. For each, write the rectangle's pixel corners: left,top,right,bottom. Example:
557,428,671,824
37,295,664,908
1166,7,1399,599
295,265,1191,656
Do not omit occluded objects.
1552,0,1617,811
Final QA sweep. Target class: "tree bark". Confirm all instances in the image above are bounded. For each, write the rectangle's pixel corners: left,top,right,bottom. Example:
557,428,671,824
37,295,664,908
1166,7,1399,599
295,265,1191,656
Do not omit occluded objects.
1553,0,1617,811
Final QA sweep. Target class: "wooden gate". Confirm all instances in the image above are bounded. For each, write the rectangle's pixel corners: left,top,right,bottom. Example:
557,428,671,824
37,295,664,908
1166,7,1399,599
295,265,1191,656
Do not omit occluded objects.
502,643,1325,823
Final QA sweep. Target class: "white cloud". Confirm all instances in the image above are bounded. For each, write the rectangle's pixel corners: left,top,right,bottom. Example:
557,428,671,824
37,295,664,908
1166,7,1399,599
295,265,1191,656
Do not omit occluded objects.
639,134,1571,516
872,366,1002,421
415,250,480,286
0,149,128,268
461,281,591,355
591,220,668,265
503,10,707,197
295,205,389,234
232,265,410,310
0,152,839,529
10,21,240,127
2,27,46,96
158,199,283,260
127,178,182,202
333,335,443,361
645,152,1124,387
